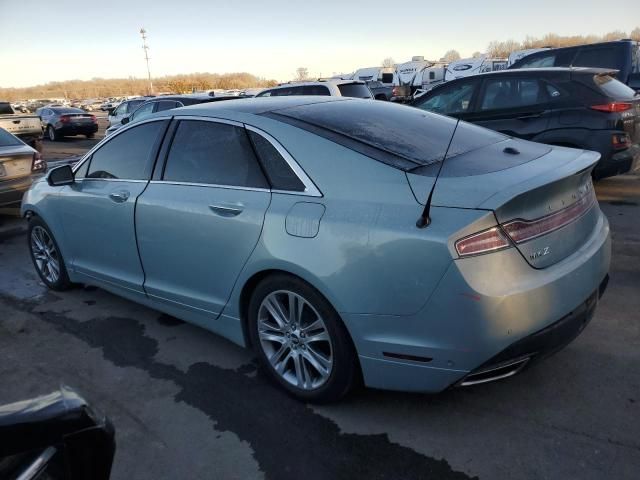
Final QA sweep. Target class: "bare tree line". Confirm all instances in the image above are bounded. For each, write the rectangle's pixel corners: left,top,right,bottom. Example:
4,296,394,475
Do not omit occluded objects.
1,72,278,102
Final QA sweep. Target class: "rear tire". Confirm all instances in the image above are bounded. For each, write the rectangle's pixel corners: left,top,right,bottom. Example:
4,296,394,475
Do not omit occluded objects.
47,126,59,142
28,216,72,291
248,274,358,403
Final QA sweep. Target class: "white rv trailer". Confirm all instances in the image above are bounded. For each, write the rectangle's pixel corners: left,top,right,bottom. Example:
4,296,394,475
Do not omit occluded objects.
444,55,508,82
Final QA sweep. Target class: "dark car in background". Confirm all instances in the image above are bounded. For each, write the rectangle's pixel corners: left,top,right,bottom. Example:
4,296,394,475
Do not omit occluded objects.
36,107,99,142
0,128,46,211
413,67,640,179
104,94,241,136
255,80,373,99
509,40,640,91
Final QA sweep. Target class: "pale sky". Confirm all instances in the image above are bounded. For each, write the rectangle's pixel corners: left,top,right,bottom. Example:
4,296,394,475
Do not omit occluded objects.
1,0,638,88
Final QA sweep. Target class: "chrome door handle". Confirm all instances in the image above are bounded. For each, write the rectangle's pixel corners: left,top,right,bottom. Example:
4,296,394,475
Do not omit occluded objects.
109,191,130,203
209,204,244,217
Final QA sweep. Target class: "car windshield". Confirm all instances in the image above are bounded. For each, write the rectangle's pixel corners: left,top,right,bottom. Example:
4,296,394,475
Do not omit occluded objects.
337,83,373,99
0,128,23,147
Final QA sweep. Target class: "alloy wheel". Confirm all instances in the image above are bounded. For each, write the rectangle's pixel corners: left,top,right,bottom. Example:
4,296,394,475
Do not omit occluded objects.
30,226,60,284
257,290,334,390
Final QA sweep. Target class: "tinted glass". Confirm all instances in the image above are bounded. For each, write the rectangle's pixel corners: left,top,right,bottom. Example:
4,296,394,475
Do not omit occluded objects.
573,46,625,70
0,103,14,115
592,74,637,99
164,120,268,188
155,100,180,112
52,108,85,114
270,86,305,97
415,82,475,114
302,85,331,96
87,121,163,180
0,128,22,146
337,83,373,98
271,100,458,169
248,130,305,191
517,54,556,68
130,102,155,121
481,78,544,110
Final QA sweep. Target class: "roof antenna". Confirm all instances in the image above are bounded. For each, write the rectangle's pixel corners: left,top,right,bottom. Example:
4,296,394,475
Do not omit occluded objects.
416,119,460,228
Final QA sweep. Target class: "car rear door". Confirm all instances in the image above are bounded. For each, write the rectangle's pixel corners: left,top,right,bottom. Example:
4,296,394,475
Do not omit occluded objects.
135,117,271,316
58,119,168,294
465,75,552,140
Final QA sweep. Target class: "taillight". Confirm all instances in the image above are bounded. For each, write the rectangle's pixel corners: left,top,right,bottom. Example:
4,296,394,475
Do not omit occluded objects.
392,87,398,96
455,227,511,257
31,152,46,172
59,115,70,123
612,133,631,150
502,188,596,244
590,102,632,113
90,115,97,123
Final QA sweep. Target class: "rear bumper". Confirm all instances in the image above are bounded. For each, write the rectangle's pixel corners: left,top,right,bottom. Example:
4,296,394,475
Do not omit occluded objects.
593,143,640,179
457,275,607,387
0,175,39,207
56,124,98,136
345,211,611,393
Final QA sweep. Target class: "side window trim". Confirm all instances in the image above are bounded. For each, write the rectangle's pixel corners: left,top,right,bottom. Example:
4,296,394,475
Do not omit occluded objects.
244,125,322,197
72,118,170,182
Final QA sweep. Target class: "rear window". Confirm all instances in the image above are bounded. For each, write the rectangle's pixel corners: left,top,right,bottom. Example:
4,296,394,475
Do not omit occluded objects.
268,100,461,170
0,103,14,115
573,46,625,71
337,83,372,99
592,74,637,99
0,128,22,146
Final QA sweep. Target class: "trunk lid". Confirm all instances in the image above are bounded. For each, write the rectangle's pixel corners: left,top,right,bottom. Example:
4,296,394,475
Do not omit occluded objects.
408,133,601,269
0,145,34,181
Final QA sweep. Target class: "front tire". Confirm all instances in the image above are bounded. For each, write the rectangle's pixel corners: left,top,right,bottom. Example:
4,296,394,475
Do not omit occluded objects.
28,217,72,291
47,125,59,142
248,274,358,403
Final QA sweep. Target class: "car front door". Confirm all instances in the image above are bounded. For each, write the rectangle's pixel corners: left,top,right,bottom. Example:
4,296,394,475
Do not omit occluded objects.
59,119,168,295
135,118,271,315
466,75,552,140
412,79,480,121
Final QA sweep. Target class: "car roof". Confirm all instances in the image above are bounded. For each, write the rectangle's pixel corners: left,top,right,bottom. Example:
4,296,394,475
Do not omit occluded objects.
442,66,618,82
168,96,351,115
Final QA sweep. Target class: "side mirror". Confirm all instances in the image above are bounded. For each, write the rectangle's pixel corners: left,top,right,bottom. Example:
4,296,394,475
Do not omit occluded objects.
107,107,116,115
47,165,74,186
381,72,394,84
121,116,130,125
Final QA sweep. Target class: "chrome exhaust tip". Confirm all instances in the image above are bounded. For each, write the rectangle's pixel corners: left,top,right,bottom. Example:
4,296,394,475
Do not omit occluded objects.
459,356,531,387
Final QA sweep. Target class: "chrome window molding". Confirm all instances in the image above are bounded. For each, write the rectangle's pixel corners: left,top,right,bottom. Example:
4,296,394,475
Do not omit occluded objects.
81,178,148,183
244,124,322,197
149,180,270,193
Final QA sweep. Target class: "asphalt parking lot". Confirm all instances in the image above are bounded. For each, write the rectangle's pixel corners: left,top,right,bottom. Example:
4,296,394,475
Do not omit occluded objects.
0,126,639,478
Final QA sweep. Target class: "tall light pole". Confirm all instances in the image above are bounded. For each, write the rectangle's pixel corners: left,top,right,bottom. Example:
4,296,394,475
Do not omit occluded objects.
140,28,153,94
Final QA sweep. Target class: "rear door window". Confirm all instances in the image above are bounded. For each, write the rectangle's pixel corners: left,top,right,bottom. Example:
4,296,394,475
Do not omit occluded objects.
155,100,181,112
87,121,164,180
163,120,268,188
480,78,546,111
337,83,372,98
270,86,305,97
302,85,331,96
